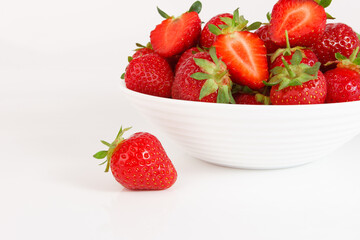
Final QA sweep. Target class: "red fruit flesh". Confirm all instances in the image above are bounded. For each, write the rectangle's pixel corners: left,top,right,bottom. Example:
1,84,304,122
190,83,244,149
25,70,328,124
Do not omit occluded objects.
324,67,360,103
110,132,177,190
150,11,201,58
125,53,174,98
270,49,318,69
172,52,219,102
255,25,279,54
270,71,327,105
269,0,326,47
200,13,233,48
311,23,360,67
214,31,269,90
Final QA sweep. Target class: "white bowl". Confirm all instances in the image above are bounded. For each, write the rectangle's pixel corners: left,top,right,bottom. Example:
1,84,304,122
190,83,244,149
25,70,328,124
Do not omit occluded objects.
119,82,360,169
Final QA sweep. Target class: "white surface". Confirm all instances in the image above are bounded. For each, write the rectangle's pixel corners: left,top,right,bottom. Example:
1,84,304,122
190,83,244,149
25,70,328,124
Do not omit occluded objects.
120,81,360,169
1,0,360,239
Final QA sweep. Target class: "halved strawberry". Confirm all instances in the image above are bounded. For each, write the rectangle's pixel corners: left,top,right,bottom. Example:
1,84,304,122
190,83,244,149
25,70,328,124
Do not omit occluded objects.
210,9,268,90
269,0,327,47
214,31,269,90
150,1,202,58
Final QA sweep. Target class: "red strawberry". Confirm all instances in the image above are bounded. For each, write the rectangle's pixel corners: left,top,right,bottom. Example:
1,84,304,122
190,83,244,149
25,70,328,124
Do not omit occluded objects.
150,1,202,58
175,47,203,73
266,50,327,105
132,43,154,59
310,23,360,70
94,127,177,190
269,0,327,47
200,13,233,48
172,48,234,103
270,31,318,70
210,9,268,90
324,48,360,103
124,53,173,98
255,25,279,55
233,85,271,105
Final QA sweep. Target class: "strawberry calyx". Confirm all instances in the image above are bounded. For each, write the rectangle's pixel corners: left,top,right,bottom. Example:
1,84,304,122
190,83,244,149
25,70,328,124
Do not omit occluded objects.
270,30,306,63
157,1,202,20
265,50,321,91
93,126,132,172
330,47,360,74
208,8,261,36
190,47,235,103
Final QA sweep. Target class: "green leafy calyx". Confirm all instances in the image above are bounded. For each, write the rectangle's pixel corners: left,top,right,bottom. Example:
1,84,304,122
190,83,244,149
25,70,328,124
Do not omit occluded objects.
190,47,235,103
93,126,132,172
208,8,261,36
270,30,306,63
265,50,321,91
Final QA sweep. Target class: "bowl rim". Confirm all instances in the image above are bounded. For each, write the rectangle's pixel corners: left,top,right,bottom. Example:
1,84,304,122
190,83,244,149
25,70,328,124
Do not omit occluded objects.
119,81,360,110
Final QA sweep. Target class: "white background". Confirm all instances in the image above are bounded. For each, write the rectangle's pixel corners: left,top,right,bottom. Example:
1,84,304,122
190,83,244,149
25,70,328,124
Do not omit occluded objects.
1,0,360,239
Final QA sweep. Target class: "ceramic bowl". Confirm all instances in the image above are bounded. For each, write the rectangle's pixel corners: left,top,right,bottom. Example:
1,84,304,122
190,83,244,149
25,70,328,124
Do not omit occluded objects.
120,82,360,169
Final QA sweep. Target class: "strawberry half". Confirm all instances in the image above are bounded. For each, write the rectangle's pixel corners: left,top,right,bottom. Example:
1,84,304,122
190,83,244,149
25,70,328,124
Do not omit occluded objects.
269,0,327,47
210,9,268,90
150,1,202,58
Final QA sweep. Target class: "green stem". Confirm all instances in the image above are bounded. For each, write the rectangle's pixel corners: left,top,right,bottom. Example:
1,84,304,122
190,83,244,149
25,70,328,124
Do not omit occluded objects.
281,57,296,78
350,46,360,62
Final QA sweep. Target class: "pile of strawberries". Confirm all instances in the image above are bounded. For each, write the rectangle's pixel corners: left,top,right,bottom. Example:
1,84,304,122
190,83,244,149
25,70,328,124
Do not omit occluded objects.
122,0,360,105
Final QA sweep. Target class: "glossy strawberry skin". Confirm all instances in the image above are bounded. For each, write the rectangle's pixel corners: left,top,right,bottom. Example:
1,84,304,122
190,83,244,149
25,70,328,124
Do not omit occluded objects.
132,48,154,59
175,47,201,73
234,93,262,105
172,52,218,102
125,53,173,98
255,25,280,54
214,31,269,90
270,71,327,105
150,11,201,58
311,23,360,67
200,13,233,48
324,67,360,103
270,49,318,69
269,0,326,47
110,132,177,190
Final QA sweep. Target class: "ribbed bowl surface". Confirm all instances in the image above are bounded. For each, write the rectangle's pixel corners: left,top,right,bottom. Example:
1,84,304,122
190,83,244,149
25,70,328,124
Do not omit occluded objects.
120,82,360,169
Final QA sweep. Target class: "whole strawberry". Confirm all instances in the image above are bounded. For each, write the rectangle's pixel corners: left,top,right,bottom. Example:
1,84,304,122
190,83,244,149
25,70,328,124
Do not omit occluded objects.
131,43,154,59
209,9,268,90
310,23,360,69
254,13,279,55
175,47,203,73
233,85,271,105
200,13,233,48
270,31,318,70
324,48,360,103
269,0,327,47
124,53,173,98
93,127,177,190
150,1,202,58
266,51,327,105
172,48,234,103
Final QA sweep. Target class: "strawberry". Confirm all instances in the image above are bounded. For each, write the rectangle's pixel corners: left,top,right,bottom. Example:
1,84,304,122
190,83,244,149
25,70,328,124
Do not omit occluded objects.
171,47,234,103
324,47,360,103
150,1,202,58
209,9,268,90
232,85,271,105
254,13,280,55
93,127,177,190
269,0,327,47
175,47,203,73
234,93,263,105
270,31,318,70
266,50,327,105
310,23,360,70
124,53,173,98
200,13,233,48
132,43,154,59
